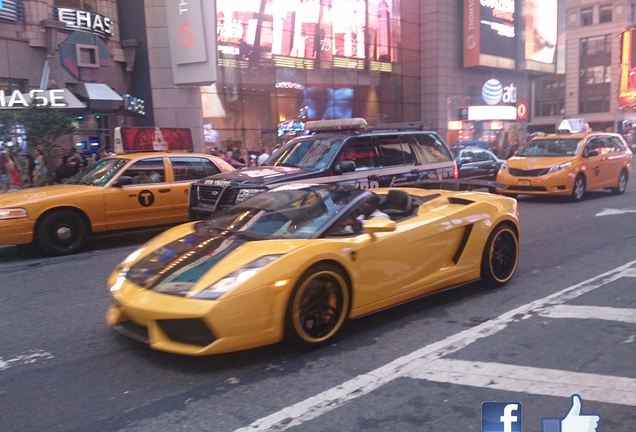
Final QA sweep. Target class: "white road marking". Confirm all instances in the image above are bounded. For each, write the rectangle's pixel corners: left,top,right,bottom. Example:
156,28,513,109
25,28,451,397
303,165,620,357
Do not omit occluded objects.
406,359,636,407
234,261,636,432
595,208,636,217
0,349,54,372
538,305,636,325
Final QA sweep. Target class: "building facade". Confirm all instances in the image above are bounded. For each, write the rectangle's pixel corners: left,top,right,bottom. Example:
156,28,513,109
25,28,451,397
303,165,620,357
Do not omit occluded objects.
532,0,636,133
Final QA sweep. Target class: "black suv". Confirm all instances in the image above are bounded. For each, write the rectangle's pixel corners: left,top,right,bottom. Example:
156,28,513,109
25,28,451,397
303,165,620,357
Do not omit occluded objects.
189,119,457,219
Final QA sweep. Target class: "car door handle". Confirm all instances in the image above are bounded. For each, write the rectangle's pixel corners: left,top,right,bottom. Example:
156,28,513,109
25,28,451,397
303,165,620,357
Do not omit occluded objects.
158,188,171,193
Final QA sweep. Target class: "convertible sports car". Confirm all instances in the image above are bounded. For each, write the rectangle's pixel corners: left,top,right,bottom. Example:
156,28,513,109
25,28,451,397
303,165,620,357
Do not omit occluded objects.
107,184,519,356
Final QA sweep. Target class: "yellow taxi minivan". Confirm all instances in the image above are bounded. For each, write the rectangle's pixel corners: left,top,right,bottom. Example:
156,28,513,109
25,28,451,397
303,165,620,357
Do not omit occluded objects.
0,152,233,255
497,131,633,201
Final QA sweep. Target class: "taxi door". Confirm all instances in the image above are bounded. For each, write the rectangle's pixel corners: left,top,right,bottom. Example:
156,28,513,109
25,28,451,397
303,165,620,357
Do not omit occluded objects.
103,157,175,230
600,137,630,187
581,138,605,189
167,156,223,222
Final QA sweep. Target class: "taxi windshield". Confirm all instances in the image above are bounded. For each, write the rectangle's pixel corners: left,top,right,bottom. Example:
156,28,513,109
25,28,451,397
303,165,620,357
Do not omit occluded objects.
516,138,582,157
70,158,128,186
197,186,366,239
265,137,343,169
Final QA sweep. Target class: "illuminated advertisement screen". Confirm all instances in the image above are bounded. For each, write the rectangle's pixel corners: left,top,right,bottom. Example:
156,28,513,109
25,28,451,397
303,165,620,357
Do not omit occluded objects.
464,0,516,70
619,30,636,110
523,0,557,72
216,0,400,68
114,127,194,154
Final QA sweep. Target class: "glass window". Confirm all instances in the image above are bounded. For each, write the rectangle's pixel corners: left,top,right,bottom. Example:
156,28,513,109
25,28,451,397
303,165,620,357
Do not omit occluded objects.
580,35,612,56
599,4,613,23
122,158,166,184
580,7,593,26
474,150,493,162
72,158,127,186
610,137,627,152
579,96,610,113
581,66,611,85
54,0,97,12
377,135,415,167
170,157,220,181
414,133,453,163
517,139,582,157
339,138,378,170
268,137,343,169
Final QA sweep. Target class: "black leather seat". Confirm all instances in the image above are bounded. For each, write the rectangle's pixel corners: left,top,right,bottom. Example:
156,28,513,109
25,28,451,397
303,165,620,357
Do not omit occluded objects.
381,190,413,218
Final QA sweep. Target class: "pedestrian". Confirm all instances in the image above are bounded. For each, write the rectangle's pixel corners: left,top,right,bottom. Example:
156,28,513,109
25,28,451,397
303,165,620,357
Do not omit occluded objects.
68,147,85,175
0,151,11,193
55,156,75,183
8,151,22,189
248,154,258,168
32,148,47,186
257,147,270,166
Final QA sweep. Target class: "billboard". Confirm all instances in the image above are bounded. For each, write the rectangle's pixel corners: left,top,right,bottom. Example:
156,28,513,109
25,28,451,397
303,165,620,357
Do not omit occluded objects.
464,0,516,70
523,0,557,72
619,29,636,110
113,127,194,154
165,0,218,85
216,0,401,69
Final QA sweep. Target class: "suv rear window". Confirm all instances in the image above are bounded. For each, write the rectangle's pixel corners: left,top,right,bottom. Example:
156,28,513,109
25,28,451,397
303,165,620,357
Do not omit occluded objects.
415,134,453,163
377,135,416,166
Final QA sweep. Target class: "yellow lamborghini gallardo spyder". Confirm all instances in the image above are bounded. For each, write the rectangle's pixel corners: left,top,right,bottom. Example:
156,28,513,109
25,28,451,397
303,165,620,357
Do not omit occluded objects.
107,184,519,356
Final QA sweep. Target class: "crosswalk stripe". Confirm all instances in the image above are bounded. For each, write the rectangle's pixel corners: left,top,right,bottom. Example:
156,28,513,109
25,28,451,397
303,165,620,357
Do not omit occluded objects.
233,261,636,432
538,305,636,325
407,359,636,407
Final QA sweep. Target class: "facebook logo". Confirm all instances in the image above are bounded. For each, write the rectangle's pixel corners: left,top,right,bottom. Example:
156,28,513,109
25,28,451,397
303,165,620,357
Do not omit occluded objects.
482,402,522,432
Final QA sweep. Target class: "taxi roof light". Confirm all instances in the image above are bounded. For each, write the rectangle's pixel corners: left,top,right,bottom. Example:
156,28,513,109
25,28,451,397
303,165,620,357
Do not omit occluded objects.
557,118,591,134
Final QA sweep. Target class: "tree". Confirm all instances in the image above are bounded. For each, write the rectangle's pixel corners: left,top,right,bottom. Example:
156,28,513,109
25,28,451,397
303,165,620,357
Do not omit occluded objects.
0,111,14,146
17,104,77,179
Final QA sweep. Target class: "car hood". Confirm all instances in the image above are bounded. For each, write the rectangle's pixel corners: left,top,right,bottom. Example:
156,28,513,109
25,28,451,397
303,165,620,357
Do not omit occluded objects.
124,222,305,295
506,156,576,170
0,184,98,208
197,165,324,187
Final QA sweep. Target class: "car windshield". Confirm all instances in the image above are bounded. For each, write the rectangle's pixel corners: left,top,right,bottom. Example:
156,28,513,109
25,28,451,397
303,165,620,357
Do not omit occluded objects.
264,137,343,169
197,185,367,239
69,158,128,186
516,139,582,157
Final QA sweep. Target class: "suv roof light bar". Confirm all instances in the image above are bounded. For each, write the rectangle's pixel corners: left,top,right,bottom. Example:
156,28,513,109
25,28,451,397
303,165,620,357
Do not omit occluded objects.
365,121,430,132
305,118,368,132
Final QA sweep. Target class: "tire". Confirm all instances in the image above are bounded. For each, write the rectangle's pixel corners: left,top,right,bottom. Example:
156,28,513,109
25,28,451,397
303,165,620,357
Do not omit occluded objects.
285,263,351,347
481,224,519,286
570,174,586,202
611,170,628,195
36,210,88,255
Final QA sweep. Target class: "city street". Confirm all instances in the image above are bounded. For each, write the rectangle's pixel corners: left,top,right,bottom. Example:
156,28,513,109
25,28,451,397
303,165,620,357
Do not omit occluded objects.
1,183,635,432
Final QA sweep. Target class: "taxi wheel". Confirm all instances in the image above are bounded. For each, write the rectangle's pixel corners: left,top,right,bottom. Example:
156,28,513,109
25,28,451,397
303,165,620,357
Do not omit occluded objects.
570,175,586,202
481,223,519,287
285,264,350,347
611,170,628,195
36,210,88,256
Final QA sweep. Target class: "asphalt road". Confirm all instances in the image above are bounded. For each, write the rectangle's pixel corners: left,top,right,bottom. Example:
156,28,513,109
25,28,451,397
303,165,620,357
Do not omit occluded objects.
1,183,635,432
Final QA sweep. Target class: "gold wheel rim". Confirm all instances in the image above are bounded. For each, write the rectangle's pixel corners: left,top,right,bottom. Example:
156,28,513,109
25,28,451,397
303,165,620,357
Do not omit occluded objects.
292,270,349,344
488,228,519,284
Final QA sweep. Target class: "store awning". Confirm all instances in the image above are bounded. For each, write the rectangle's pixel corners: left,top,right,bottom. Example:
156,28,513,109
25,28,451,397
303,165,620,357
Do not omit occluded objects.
0,88,87,110
72,83,123,112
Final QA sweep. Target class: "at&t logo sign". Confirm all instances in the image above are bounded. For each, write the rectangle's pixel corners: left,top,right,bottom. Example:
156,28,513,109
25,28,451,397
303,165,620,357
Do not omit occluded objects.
482,79,517,105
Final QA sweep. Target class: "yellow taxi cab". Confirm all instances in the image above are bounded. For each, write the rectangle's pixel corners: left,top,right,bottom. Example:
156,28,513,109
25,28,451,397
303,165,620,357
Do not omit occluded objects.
497,131,633,201
0,152,233,255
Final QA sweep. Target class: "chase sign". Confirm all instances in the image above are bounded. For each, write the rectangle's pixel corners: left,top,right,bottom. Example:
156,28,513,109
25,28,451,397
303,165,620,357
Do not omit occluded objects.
56,7,114,38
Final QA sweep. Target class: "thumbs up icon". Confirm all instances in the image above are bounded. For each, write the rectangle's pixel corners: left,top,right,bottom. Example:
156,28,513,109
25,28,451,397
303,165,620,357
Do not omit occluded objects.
542,395,600,432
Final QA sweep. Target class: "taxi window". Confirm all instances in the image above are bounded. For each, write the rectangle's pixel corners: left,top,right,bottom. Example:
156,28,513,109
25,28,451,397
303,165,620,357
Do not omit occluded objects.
170,157,220,181
123,158,166,184
414,134,453,163
609,137,627,152
339,138,378,170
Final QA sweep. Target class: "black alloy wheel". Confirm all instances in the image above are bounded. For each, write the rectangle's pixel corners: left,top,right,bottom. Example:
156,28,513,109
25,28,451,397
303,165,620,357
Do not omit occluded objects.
36,210,88,256
285,264,350,347
481,224,519,286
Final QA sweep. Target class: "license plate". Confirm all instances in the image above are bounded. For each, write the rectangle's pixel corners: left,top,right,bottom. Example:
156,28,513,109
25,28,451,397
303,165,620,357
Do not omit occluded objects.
519,179,531,186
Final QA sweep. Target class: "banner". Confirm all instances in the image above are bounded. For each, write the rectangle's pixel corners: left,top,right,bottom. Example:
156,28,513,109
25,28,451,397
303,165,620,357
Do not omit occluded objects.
114,127,194,154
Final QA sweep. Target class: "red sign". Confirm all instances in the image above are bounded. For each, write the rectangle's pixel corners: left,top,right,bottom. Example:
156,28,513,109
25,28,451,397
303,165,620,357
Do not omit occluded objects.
516,101,529,121
114,127,194,154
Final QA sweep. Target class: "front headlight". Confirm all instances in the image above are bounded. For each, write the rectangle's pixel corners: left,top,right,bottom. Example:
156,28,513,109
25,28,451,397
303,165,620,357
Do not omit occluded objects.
0,208,28,220
548,162,573,173
191,254,283,300
235,188,265,203
500,162,509,172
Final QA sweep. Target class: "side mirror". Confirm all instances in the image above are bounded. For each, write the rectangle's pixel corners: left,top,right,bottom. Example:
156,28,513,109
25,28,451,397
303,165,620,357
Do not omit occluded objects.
363,217,397,235
113,175,133,187
585,149,599,158
336,160,356,174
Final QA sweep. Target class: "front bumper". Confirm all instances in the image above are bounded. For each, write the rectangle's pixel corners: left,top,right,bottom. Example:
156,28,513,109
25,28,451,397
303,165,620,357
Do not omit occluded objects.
0,218,34,245
107,279,288,356
496,170,576,196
